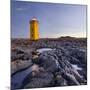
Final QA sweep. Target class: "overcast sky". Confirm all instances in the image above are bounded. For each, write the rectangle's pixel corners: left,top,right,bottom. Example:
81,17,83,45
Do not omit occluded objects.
11,0,87,38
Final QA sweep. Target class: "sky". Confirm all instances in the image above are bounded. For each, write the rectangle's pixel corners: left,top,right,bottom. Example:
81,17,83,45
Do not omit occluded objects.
11,0,87,38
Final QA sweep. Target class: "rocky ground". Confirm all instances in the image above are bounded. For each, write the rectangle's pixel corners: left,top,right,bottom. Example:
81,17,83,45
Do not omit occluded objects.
11,37,87,90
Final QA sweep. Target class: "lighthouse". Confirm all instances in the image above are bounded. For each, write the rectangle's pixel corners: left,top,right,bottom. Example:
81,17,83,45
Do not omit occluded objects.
30,18,39,40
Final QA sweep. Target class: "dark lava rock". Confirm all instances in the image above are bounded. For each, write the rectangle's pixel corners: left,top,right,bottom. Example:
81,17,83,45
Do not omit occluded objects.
11,38,87,89
37,52,59,73
11,59,32,75
11,48,31,61
62,73,78,85
23,72,54,88
55,72,67,86
30,48,86,85
68,48,87,64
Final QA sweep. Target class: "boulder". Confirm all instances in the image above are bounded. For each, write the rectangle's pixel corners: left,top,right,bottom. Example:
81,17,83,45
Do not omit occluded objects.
38,52,59,73
23,72,54,88
55,72,67,86
11,59,32,75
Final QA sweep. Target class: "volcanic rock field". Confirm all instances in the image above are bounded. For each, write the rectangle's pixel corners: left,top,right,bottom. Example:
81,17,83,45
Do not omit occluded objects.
11,37,87,90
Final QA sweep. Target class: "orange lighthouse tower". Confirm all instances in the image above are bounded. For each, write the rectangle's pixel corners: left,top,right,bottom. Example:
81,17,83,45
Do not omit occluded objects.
30,18,39,40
